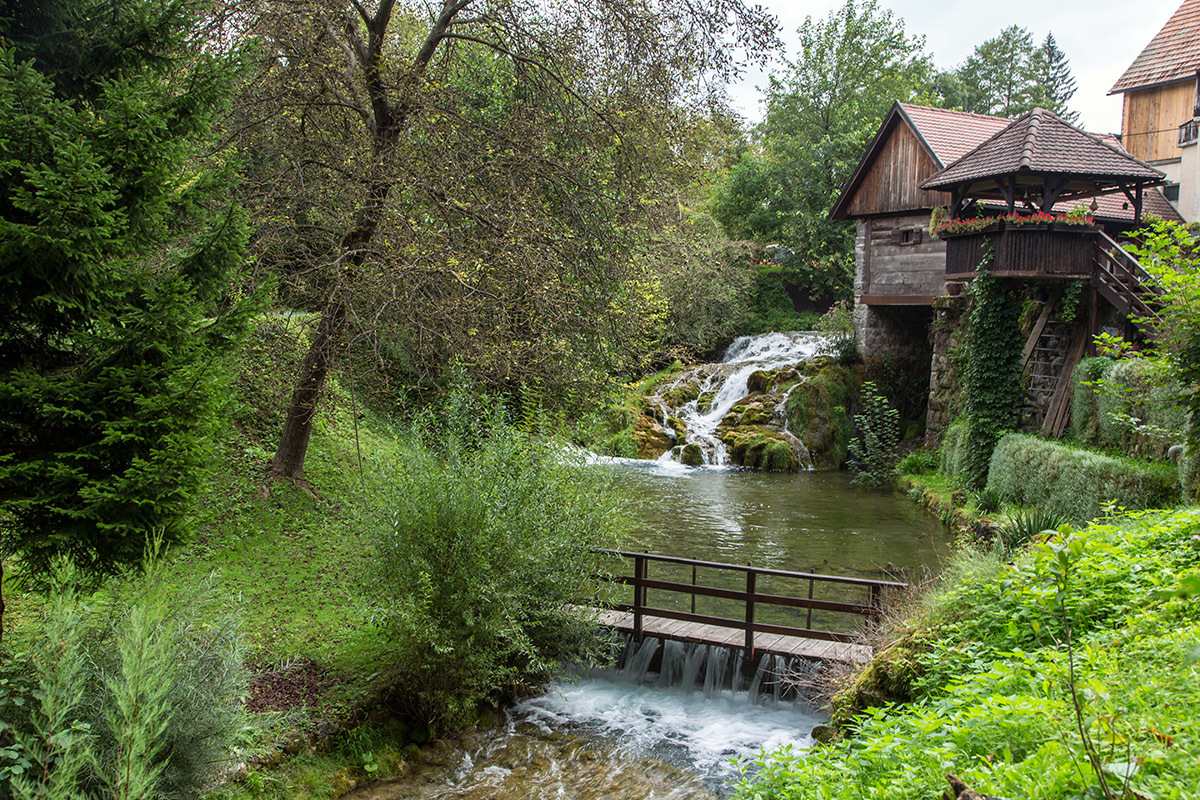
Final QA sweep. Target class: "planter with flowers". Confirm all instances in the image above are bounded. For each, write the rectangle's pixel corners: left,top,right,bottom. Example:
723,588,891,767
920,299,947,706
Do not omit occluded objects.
938,209,1100,280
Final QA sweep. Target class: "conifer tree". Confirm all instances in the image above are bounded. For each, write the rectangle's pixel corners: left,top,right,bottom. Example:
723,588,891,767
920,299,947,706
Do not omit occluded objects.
0,0,254,604
1030,33,1079,123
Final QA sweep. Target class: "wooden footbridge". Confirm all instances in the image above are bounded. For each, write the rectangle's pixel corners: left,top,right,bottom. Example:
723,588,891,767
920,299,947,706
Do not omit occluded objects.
588,550,908,665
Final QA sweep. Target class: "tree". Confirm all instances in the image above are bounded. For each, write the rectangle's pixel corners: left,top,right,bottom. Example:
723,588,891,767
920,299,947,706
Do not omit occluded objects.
710,0,932,303
935,27,1079,121
1030,33,1079,123
222,0,778,483
0,0,253,620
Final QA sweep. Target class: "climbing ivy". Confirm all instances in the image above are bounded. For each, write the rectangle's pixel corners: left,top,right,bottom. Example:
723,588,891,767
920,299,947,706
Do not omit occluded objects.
961,260,1023,487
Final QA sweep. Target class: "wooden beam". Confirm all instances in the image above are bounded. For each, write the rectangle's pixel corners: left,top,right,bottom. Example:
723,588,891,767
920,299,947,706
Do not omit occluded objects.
1042,322,1089,437
858,295,935,306
1020,287,1064,370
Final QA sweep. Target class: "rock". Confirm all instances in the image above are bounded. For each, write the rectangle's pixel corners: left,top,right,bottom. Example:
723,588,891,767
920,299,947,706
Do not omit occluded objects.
746,369,775,394
667,416,687,439
945,774,1004,800
632,414,674,459
680,443,704,466
810,725,837,744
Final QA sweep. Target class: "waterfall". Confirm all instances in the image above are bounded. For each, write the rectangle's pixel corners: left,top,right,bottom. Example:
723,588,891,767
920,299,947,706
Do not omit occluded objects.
613,635,808,706
650,331,832,468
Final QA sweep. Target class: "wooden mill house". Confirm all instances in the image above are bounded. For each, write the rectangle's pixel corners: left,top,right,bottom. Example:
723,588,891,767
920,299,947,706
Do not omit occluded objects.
831,103,1181,439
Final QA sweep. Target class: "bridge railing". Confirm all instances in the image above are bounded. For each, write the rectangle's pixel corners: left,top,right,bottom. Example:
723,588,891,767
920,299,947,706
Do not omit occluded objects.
594,549,908,652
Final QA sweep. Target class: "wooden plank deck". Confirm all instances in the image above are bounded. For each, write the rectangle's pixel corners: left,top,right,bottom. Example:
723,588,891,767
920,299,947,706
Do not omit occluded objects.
590,608,873,665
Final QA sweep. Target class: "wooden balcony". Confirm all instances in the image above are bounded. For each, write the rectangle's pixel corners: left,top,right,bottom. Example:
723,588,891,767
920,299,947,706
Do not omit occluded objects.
943,222,1100,281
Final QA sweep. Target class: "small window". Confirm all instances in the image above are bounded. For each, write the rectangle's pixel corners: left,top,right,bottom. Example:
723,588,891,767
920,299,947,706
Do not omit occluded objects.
898,228,923,246
1165,183,1181,203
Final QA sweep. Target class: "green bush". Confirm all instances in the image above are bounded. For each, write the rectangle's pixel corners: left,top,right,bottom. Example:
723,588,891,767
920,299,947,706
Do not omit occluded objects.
1069,356,1113,444
986,434,1178,524
896,448,939,476
1,562,247,800
994,508,1069,556
849,382,900,487
939,420,972,481
369,419,629,731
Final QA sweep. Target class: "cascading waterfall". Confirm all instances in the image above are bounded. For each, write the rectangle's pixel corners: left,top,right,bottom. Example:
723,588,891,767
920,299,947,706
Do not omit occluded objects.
651,331,832,468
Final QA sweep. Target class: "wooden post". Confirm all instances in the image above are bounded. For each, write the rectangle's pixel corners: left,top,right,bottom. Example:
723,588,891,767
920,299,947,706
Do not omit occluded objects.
744,564,756,657
691,564,697,615
805,578,814,631
869,584,883,624
633,553,645,642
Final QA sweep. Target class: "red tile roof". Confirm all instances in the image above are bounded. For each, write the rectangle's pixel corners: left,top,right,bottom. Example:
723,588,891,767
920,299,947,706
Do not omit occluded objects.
898,104,1011,165
922,108,1163,189
1110,0,1200,93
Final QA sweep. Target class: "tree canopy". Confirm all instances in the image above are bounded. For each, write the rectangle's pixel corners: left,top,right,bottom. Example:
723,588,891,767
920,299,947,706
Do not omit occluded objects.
710,0,931,303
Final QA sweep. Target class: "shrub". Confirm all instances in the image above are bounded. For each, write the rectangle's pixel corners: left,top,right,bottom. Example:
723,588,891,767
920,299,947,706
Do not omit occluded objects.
939,420,972,481
995,508,1069,555
849,382,900,487
369,420,630,731
897,448,939,476
1070,356,1113,444
986,434,1178,524
1,562,247,800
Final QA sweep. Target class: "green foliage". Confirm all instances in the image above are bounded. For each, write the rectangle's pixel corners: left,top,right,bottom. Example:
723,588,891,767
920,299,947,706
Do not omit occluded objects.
961,268,1023,488
0,0,255,584
737,509,1200,799
896,448,939,476
938,420,972,482
740,263,822,335
972,486,1004,516
1071,356,1186,460
933,27,1079,121
849,382,900,487
995,508,1069,556
1123,218,1200,448
987,434,1179,524
1,561,247,800
368,415,629,730
711,0,931,302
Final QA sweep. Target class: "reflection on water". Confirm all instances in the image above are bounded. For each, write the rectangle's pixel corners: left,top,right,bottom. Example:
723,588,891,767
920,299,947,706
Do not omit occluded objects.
351,463,948,799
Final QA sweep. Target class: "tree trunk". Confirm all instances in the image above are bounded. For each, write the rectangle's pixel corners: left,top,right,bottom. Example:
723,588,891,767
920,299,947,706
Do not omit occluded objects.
1,553,6,644
269,298,348,480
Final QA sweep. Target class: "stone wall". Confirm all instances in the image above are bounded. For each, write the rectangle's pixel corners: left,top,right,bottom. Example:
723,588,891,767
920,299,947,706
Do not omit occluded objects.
925,294,969,444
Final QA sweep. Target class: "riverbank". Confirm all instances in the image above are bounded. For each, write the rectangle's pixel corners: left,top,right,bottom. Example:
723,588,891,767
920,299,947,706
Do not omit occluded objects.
735,487,1200,798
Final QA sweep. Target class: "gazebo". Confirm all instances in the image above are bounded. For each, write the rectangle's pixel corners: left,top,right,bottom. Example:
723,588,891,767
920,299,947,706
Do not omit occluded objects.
921,107,1165,224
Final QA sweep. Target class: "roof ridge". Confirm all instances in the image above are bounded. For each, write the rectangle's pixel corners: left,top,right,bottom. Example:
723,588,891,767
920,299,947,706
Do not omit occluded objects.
1019,109,1043,170
898,102,1010,123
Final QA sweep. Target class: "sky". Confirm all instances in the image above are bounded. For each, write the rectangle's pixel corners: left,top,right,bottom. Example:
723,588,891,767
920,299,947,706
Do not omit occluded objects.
727,0,1185,134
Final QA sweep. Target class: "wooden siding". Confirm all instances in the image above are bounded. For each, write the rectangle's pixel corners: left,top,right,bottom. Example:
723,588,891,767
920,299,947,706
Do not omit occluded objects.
1121,80,1195,163
945,226,1099,279
847,122,947,216
856,214,947,301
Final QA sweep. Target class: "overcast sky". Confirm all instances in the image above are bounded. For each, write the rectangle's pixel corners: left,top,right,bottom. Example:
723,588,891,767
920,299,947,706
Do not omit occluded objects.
727,0,1184,134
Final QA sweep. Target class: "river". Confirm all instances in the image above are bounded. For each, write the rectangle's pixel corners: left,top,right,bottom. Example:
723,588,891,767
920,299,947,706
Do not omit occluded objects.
351,461,951,800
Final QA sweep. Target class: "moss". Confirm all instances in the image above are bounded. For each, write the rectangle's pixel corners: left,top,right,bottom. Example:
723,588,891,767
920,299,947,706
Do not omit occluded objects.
746,369,775,394
666,416,687,439
785,363,855,469
661,381,700,408
719,425,800,471
829,639,922,729
680,443,704,466
696,391,715,413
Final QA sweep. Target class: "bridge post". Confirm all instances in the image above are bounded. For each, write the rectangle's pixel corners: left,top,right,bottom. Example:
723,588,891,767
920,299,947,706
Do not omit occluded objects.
744,564,756,658
633,553,645,642
869,583,882,624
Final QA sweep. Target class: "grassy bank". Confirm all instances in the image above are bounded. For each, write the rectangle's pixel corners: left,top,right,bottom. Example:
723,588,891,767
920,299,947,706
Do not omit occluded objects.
738,506,1200,799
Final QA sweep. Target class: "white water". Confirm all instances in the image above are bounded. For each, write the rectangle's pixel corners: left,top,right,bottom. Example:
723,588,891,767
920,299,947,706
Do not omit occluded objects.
352,638,821,800
652,331,833,467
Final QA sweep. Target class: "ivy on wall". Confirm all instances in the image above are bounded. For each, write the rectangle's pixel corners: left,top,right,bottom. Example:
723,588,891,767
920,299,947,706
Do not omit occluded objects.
961,258,1024,487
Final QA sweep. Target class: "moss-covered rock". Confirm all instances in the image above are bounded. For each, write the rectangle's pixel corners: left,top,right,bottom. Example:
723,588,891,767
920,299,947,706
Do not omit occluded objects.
666,416,687,439
696,391,715,413
632,414,674,459
786,363,855,470
718,425,801,472
680,442,704,466
829,639,922,729
746,369,775,394
661,380,701,408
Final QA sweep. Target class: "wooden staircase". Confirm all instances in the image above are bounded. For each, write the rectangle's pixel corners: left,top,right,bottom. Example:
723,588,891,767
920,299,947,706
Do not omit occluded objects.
1020,233,1160,437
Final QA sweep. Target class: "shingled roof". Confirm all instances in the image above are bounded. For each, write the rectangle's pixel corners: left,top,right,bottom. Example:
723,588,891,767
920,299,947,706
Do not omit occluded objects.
1110,0,1200,94
921,108,1163,193
898,104,1011,164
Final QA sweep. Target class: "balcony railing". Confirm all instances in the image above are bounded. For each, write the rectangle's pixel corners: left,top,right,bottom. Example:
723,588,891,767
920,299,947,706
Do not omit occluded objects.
943,222,1099,280
1180,118,1199,146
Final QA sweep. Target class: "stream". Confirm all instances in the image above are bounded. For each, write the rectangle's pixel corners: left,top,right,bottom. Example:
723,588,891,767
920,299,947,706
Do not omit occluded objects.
353,461,951,799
